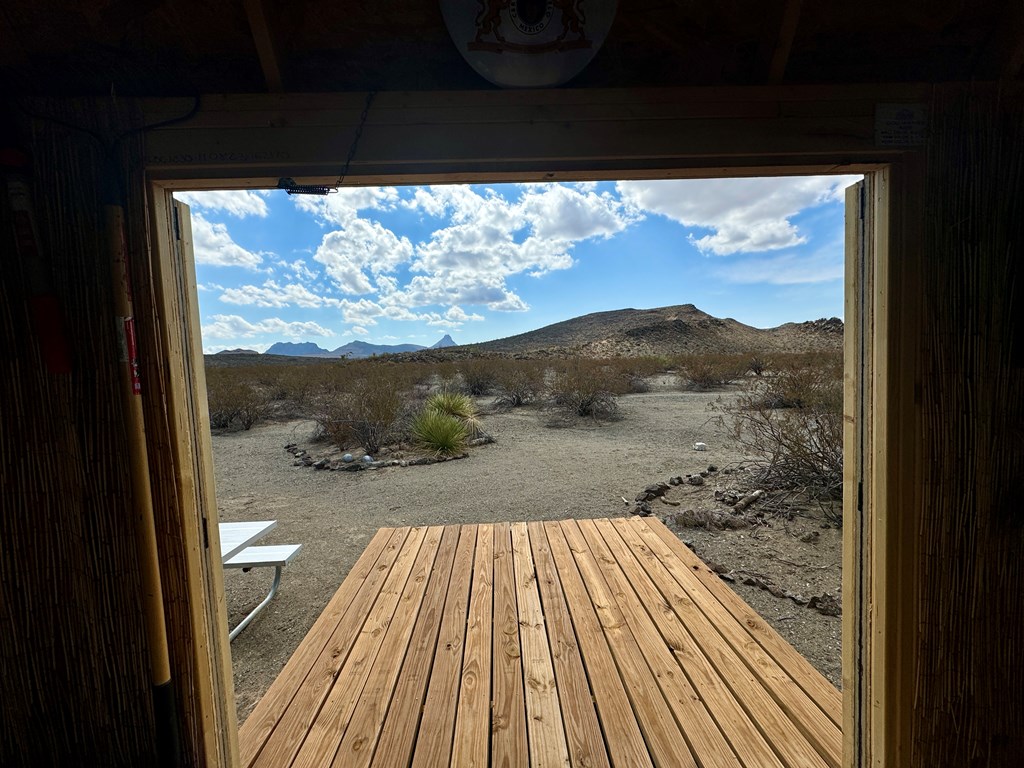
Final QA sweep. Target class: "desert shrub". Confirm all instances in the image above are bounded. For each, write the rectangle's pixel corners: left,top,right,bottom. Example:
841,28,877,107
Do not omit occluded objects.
545,361,620,423
313,370,407,454
425,390,484,437
411,408,468,457
492,362,544,409
459,359,499,396
748,356,769,377
678,353,749,390
720,360,843,503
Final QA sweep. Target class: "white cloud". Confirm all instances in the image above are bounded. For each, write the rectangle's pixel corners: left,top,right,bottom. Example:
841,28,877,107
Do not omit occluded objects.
175,190,269,218
201,314,333,340
519,185,638,241
400,184,633,309
275,258,318,282
715,240,845,284
350,325,370,336
294,187,399,226
421,305,486,328
314,219,414,294
219,281,338,309
190,213,264,269
337,298,385,326
382,273,529,312
616,176,860,255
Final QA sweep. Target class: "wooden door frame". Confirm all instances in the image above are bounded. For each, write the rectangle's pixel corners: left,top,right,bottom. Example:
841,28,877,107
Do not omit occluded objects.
140,84,924,767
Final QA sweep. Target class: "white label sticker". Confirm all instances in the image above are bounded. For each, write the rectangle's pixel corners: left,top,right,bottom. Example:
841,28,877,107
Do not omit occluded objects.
875,103,928,146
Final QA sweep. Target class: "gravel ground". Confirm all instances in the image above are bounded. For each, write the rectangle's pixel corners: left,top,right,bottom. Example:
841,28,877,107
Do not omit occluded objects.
214,383,842,724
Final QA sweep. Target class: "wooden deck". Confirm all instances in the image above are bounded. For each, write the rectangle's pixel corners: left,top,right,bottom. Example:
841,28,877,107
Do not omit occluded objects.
238,517,842,768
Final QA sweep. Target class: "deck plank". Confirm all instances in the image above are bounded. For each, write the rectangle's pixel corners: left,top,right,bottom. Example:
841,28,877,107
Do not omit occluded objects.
597,519,793,768
575,519,743,768
247,527,411,768
239,518,844,768
491,523,528,768
612,518,831,768
541,521,652,768
451,524,495,768
528,521,610,768
511,522,571,768
557,520,699,768
632,518,842,767
407,525,477,768
639,517,842,725
292,526,433,766
334,525,460,768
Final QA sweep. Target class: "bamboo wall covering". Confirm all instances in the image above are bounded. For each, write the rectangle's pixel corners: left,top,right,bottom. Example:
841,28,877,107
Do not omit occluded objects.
1,106,157,764
914,90,1024,767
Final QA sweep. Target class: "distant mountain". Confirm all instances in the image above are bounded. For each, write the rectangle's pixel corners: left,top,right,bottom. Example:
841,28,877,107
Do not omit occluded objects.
331,340,427,358
264,341,331,356
432,334,457,349
215,347,260,355
436,304,843,358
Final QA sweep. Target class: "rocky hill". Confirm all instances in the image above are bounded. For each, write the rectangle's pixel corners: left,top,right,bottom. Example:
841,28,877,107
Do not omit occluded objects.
439,304,842,358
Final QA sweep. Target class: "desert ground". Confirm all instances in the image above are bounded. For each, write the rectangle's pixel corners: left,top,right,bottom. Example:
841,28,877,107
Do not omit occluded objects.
215,379,842,724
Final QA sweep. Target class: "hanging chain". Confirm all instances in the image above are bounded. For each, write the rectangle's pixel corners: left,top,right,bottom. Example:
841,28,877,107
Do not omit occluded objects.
336,91,377,188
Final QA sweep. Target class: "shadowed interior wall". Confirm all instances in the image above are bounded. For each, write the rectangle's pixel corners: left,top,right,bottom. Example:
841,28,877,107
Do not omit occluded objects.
913,89,1024,766
0,109,156,764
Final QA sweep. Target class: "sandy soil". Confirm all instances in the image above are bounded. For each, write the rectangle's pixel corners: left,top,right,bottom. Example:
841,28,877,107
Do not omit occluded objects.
214,382,842,724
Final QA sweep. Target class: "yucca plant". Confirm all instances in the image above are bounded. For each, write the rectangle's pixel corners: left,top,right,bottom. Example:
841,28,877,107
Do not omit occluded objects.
411,408,468,457
425,390,484,437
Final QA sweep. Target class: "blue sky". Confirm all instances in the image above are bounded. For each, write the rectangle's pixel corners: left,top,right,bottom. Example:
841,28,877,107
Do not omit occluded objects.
176,176,860,353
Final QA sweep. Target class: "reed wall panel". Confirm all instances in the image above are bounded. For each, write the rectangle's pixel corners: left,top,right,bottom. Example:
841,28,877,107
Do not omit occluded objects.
1,105,156,764
913,89,1024,767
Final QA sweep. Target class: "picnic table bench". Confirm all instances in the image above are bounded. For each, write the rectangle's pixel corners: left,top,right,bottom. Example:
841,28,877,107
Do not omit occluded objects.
220,521,302,642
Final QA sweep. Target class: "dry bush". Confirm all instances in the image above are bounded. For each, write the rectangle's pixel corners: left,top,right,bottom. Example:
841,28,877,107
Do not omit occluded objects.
544,360,621,423
492,360,545,409
204,371,268,430
312,368,409,454
458,359,500,396
678,353,749,390
607,356,663,393
719,358,844,504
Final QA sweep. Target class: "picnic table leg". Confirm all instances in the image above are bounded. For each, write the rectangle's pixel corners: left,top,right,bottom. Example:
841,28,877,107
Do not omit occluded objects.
230,565,283,642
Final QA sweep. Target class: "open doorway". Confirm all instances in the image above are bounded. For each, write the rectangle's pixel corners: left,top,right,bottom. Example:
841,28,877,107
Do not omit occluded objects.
170,174,858,729
141,87,906,767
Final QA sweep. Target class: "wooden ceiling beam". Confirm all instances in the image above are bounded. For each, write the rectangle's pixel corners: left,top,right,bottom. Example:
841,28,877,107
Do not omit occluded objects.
768,0,804,84
243,0,284,93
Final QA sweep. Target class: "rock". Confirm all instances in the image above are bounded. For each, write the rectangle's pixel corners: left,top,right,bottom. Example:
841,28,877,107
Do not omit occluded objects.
644,483,670,497
767,585,788,599
808,593,842,617
301,456,314,466
659,497,681,507
693,442,707,451
788,593,810,606
313,459,329,470
686,474,705,486
719,572,736,582
707,464,718,472
362,455,374,464
632,500,653,516
342,453,354,463
682,539,695,550
399,460,408,467
799,531,820,543
284,442,296,450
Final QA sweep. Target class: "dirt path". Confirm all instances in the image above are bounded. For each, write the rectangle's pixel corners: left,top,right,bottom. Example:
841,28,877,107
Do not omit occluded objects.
215,386,841,723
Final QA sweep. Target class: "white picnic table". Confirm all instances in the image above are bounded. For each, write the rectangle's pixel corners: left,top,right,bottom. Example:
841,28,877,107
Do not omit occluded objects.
219,520,303,641
218,520,277,563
